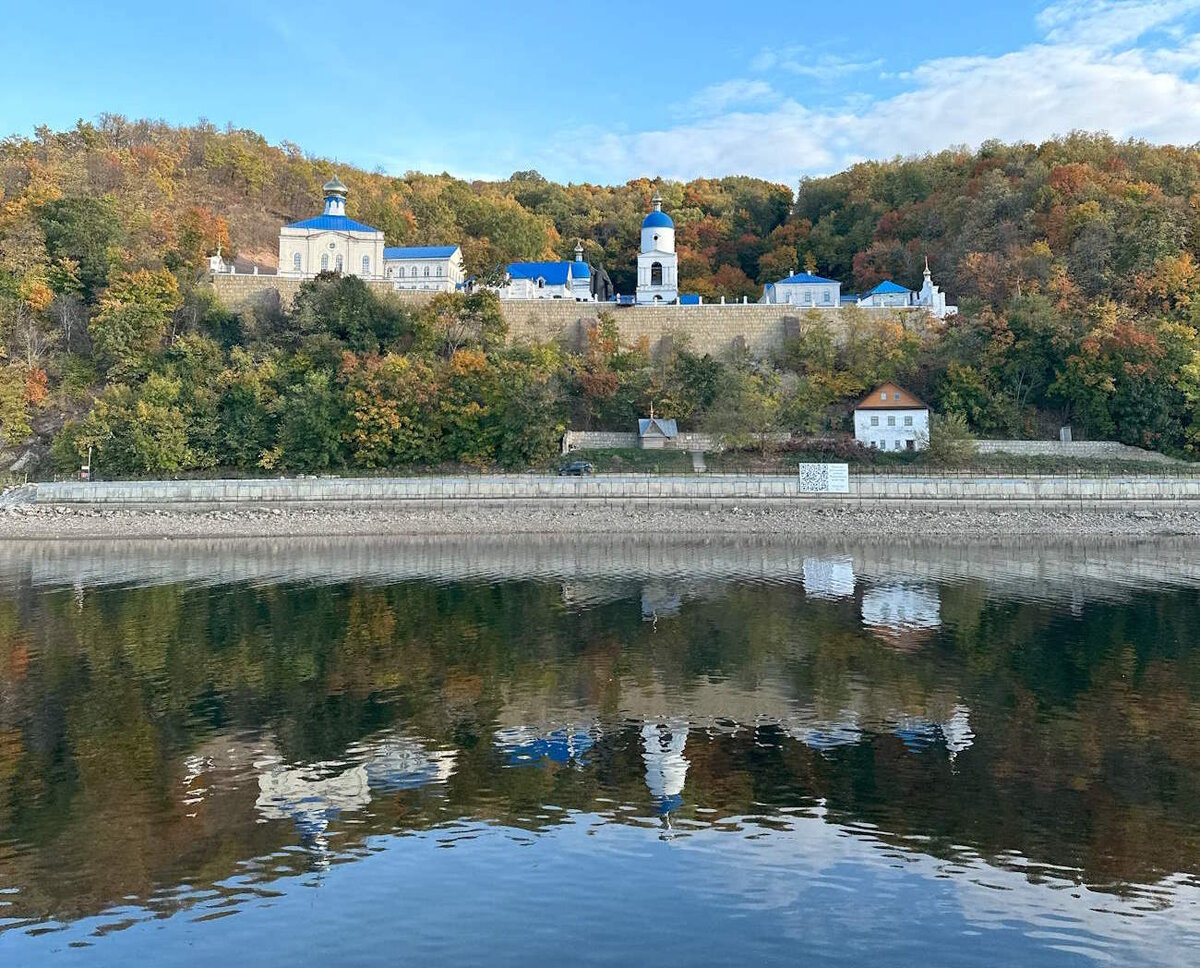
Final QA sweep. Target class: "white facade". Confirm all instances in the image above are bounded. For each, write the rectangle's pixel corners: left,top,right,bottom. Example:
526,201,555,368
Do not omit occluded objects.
497,245,593,301
858,282,913,308
855,406,929,452
914,260,957,318
762,271,841,308
384,246,464,293
277,177,385,280
857,262,957,318
636,193,678,304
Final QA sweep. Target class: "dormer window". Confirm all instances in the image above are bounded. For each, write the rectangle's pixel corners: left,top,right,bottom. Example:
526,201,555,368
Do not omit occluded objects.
537,277,545,288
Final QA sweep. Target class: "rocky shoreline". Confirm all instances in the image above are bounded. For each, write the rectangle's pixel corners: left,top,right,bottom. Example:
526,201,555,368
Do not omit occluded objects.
1,501,1197,539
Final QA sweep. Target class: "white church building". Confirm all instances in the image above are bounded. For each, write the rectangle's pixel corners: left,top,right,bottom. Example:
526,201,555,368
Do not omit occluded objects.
499,241,593,300
857,260,957,318
760,271,842,308
761,258,957,318
384,245,464,292
277,177,462,288
277,176,385,280
636,193,678,304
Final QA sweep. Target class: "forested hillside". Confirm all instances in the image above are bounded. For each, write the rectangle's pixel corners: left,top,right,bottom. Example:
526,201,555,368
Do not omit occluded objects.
3,118,1200,476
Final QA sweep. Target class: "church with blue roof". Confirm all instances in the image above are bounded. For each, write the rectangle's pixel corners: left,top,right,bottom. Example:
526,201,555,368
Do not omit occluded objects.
499,240,594,301
636,192,678,304
761,258,957,318
278,177,463,291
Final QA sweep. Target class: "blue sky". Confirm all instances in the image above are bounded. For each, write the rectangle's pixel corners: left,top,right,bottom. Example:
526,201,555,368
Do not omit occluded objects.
3,0,1200,185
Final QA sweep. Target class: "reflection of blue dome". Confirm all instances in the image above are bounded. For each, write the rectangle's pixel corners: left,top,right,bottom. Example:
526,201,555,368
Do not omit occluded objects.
643,210,674,229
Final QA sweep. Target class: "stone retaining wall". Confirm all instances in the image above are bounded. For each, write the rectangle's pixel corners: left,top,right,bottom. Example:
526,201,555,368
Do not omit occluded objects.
561,431,726,453
975,440,1180,463
26,474,1200,507
208,275,914,357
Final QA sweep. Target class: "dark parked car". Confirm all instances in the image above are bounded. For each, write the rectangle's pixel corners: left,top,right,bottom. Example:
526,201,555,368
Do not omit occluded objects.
558,460,594,477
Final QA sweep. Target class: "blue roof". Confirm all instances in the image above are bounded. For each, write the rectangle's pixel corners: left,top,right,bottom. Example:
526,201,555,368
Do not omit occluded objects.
285,214,381,233
383,245,460,260
864,280,912,296
572,262,590,278
777,272,839,285
643,210,675,229
638,417,678,438
507,261,573,285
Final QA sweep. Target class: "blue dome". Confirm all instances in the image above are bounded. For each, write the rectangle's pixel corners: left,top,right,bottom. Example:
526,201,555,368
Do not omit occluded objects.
643,210,674,229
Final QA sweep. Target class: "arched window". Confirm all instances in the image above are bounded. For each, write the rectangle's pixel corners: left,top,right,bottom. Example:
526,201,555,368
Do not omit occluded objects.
362,255,370,276
436,265,443,276
293,252,302,271
536,277,545,288
411,266,418,278
335,254,343,273
651,262,663,286
321,253,330,271
423,265,430,277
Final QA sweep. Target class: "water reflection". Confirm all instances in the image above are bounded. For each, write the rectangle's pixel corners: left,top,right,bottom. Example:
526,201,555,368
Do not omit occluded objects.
0,536,1198,964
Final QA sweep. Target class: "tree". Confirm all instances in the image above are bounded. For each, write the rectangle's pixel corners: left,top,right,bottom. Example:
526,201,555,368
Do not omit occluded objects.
37,196,125,303
289,273,417,353
924,411,977,466
89,268,181,372
269,369,346,471
74,375,190,475
703,368,788,454
422,290,507,358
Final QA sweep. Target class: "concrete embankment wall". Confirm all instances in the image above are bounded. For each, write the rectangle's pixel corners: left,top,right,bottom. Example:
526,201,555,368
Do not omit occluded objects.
22,474,1200,508
208,275,883,357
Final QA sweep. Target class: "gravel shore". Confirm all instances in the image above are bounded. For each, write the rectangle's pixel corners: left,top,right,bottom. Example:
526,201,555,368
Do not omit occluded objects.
0,501,1197,539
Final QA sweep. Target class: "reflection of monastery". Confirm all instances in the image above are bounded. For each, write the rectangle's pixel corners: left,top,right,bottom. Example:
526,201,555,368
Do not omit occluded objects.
219,178,956,316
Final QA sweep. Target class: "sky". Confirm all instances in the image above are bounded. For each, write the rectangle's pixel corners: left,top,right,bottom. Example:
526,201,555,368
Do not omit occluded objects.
3,0,1200,186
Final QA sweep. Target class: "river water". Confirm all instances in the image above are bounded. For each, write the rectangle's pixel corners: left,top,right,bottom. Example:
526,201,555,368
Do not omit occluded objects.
0,536,1198,966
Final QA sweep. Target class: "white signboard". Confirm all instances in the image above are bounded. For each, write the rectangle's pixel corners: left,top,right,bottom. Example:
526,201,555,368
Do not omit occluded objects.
797,463,850,494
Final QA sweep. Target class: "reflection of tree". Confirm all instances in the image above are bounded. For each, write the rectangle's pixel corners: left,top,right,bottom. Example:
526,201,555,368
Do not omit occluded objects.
0,574,1198,931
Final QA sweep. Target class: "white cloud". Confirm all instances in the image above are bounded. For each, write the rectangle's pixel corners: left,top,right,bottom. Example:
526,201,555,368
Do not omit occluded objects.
533,2,1200,184
683,79,779,115
1035,0,1200,47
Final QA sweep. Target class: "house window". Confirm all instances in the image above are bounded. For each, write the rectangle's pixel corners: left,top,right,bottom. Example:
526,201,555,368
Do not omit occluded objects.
410,266,418,277
887,416,896,427
321,253,330,271
870,415,879,427
904,415,913,427
292,252,302,271
880,392,887,401
802,290,812,304
424,266,430,277
362,255,370,276
335,254,343,272
893,392,900,401
822,289,831,304
651,262,663,286
436,265,443,276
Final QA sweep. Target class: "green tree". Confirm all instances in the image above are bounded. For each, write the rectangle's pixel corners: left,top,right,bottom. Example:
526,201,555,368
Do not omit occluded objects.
89,269,181,373
37,196,125,303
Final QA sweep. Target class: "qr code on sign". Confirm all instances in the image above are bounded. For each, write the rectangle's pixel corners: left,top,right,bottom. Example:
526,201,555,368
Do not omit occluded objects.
797,464,831,492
